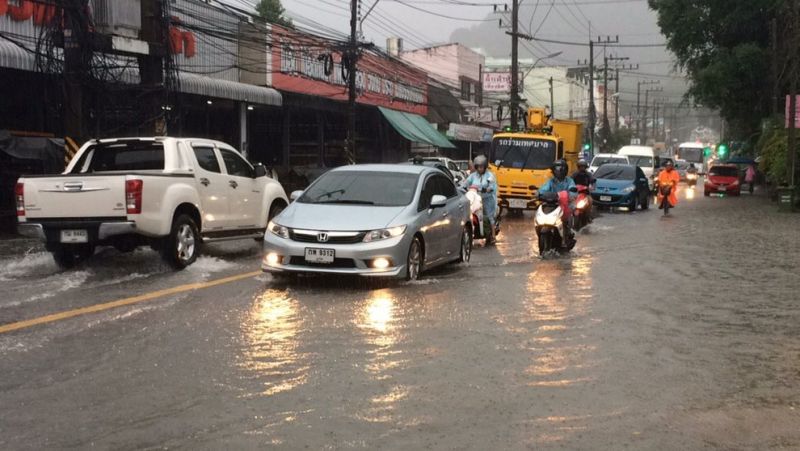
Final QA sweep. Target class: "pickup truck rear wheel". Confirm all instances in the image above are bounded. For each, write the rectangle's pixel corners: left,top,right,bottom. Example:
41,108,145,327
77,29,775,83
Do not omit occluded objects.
161,214,200,269
51,244,95,269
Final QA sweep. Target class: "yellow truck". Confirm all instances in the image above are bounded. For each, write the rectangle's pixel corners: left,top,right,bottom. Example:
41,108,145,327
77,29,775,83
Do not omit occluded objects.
489,108,584,212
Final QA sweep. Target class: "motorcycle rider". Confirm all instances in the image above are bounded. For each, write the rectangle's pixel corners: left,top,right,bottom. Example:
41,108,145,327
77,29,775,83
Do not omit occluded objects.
464,155,498,245
657,159,680,209
570,159,595,189
539,159,577,242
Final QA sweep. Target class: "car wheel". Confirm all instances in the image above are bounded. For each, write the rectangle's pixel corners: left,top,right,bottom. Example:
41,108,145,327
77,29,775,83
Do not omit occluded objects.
457,225,472,263
627,193,637,212
51,243,95,269
405,237,423,281
161,214,200,269
704,190,710,197
257,202,286,242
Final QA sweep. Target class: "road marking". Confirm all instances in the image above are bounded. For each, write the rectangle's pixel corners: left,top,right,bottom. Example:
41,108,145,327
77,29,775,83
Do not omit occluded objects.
0,271,262,335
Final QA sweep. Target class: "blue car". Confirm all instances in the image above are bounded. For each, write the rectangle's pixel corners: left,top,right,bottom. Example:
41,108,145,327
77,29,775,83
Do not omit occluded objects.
590,164,651,211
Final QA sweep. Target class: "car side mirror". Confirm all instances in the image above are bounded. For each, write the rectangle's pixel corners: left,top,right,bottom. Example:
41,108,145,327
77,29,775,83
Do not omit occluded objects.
495,160,503,168
290,190,303,202
430,194,447,209
254,163,267,178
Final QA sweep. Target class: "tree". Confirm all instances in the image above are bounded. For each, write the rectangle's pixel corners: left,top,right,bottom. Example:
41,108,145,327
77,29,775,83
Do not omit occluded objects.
648,0,782,139
255,0,292,27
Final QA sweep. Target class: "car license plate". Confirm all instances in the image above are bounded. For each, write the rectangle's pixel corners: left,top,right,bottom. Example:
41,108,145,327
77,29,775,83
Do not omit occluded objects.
305,248,335,264
717,186,726,191
600,196,612,202
60,229,88,243
509,198,527,209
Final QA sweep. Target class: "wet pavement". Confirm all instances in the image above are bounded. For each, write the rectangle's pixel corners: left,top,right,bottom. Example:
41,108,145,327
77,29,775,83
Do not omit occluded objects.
1,187,799,450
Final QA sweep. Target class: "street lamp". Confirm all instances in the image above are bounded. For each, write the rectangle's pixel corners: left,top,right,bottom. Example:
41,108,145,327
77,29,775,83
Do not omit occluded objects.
523,51,564,77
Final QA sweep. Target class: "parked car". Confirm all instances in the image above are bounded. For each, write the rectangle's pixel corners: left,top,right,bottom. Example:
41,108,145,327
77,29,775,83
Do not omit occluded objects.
405,160,463,186
590,164,651,211
262,164,472,280
409,156,467,184
453,160,472,174
704,164,741,196
16,137,288,269
589,153,629,173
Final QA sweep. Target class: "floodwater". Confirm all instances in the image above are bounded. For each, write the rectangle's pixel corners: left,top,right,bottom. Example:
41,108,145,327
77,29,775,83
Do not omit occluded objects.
0,187,798,449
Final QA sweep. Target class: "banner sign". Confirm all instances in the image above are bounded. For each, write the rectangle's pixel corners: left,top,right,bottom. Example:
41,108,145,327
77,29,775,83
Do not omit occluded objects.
270,26,428,115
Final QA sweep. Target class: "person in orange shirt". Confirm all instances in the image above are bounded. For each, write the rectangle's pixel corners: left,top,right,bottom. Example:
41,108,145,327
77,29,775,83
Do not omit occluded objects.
657,160,680,209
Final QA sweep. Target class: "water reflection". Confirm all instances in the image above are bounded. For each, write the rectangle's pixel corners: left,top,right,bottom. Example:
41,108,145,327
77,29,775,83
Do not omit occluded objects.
685,186,696,200
354,290,411,423
521,255,597,443
239,289,308,397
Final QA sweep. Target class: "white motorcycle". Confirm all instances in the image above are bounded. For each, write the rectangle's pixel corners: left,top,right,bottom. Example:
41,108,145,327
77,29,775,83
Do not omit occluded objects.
534,191,576,255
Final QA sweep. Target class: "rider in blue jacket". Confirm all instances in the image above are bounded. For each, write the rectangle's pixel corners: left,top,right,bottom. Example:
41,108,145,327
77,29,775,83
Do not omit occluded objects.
464,155,498,245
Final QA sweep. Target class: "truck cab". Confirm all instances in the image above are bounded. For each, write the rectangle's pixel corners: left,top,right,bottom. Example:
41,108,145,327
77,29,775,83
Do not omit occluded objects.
489,108,583,212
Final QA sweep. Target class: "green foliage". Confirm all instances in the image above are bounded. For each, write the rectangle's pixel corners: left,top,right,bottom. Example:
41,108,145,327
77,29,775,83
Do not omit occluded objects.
755,119,788,184
607,128,633,151
255,0,292,27
648,0,781,138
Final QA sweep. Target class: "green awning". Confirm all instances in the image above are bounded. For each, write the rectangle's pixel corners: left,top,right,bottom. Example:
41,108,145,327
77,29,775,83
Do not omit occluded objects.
378,107,456,149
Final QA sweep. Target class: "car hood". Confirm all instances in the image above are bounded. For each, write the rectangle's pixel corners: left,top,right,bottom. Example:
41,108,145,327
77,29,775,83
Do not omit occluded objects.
593,179,634,191
275,203,407,231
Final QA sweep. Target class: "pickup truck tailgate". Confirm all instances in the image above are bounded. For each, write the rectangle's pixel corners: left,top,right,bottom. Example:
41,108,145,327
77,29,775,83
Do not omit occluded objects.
23,176,128,219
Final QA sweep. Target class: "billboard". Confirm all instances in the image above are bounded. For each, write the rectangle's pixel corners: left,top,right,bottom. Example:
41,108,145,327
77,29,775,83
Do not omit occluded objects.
269,26,428,115
482,72,523,93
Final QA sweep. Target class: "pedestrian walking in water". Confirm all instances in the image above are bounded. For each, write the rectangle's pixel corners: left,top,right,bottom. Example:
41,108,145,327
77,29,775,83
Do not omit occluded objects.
745,164,756,194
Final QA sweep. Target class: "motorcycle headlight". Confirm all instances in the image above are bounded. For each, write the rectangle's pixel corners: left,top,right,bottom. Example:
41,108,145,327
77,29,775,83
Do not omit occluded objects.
576,198,589,209
267,220,289,239
363,225,406,243
622,186,635,193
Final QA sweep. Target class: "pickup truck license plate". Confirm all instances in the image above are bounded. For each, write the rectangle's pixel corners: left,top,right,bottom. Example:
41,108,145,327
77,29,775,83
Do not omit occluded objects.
508,198,527,209
305,248,335,264
60,229,88,243
600,196,612,202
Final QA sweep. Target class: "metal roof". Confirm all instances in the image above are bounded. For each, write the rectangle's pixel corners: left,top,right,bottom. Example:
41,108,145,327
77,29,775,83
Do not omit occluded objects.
178,72,282,106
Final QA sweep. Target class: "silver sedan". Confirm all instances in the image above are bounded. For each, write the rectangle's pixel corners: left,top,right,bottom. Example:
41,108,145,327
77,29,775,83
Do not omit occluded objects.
261,164,472,280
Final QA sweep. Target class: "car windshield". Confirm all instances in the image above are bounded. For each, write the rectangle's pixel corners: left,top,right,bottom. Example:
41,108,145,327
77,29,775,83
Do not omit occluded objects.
591,156,625,167
627,156,654,168
492,138,556,169
299,171,419,206
454,161,470,171
679,147,704,164
709,166,738,177
594,165,636,180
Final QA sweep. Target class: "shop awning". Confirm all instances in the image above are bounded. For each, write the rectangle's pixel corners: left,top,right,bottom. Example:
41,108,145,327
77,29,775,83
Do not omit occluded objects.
0,40,36,71
178,72,282,106
378,107,455,149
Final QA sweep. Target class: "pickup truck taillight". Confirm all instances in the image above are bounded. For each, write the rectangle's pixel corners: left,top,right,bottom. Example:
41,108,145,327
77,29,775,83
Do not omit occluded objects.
15,182,24,216
126,179,143,214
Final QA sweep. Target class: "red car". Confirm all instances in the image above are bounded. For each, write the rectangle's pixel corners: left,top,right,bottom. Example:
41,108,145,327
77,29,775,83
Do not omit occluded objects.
704,164,741,196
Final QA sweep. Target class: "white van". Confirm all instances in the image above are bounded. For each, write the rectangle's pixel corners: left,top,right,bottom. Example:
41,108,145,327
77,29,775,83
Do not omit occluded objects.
676,142,706,174
618,145,658,190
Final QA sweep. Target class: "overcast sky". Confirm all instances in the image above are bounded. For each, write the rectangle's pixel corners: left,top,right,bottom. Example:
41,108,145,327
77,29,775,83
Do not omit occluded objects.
270,0,689,113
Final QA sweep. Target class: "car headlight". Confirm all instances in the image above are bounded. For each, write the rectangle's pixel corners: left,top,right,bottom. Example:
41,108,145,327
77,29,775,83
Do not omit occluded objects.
622,186,635,193
267,220,289,239
576,198,589,209
363,225,406,242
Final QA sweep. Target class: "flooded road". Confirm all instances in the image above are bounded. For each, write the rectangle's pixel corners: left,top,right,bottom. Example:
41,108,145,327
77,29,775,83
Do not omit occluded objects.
1,188,799,449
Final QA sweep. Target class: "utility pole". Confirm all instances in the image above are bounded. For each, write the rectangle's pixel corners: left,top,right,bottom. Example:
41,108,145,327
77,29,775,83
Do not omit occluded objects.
771,17,780,116
509,0,520,130
63,0,92,142
346,0,359,164
588,39,595,153
607,57,631,131
637,82,660,142
789,0,798,187
549,76,554,117
140,0,166,136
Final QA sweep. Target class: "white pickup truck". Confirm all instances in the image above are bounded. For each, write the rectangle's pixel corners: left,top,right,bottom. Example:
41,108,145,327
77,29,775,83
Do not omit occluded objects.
16,137,288,269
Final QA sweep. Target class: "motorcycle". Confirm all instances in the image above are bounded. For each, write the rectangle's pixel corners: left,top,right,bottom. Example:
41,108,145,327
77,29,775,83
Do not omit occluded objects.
534,191,576,255
465,188,500,242
658,184,674,216
686,171,698,187
572,185,593,231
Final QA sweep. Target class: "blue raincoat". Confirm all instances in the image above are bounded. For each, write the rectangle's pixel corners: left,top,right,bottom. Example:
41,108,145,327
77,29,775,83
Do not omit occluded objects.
464,170,498,224
539,176,577,198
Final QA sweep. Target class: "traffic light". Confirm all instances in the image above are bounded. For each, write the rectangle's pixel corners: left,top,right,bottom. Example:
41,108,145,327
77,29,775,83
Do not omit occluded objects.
718,143,728,158
583,143,591,151
703,146,711,157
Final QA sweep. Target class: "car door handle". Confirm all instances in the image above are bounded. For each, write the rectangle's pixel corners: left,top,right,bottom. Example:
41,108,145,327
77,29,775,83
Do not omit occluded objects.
229,180,238,189
200,178,210,186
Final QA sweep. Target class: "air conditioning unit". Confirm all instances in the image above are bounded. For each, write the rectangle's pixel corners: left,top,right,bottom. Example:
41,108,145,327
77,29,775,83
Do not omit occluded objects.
92,0,142,39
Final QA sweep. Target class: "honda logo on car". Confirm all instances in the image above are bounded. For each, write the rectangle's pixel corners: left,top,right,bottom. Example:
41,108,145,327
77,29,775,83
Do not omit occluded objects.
317,233,329,243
